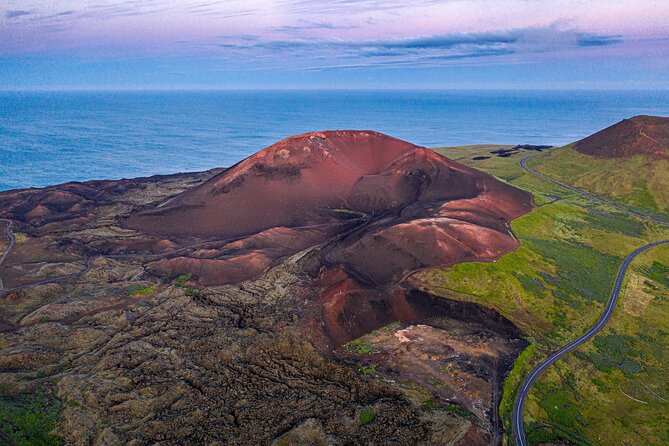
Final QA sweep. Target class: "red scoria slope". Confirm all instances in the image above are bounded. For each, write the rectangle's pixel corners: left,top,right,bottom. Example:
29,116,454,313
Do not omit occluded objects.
574,115,669,159
125,130,533,287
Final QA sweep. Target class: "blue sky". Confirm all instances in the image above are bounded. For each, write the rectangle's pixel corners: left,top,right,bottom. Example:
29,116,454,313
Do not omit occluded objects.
2,0,669,89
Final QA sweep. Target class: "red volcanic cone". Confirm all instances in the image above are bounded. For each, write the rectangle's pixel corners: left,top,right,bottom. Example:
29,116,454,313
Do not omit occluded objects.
125,130,533,286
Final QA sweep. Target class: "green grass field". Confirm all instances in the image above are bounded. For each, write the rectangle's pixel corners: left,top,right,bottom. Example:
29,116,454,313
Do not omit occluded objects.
421,145,669,445
528,146,669,218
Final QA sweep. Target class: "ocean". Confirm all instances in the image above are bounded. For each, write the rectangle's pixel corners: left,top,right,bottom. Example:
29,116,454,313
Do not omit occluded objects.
1,89,668,191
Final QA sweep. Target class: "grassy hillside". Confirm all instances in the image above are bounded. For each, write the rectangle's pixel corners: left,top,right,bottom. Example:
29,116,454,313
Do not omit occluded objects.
524,243,669,446
418,145,669,445
529,146,669,218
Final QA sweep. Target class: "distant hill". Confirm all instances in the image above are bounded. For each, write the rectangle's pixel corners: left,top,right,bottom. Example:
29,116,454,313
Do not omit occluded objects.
530,116,669,216
574,115,669,159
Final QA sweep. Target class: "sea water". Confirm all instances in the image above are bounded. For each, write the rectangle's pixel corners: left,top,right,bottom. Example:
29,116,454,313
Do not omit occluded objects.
1,89,669,191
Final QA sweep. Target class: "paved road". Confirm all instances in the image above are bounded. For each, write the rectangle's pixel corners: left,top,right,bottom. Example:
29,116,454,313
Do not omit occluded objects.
513,154,669,446
512,240,669,446
0,219,16,291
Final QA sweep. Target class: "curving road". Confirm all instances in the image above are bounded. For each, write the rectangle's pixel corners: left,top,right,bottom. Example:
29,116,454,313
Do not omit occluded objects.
0,219,16,291
512,240,669,446
513,154,669,446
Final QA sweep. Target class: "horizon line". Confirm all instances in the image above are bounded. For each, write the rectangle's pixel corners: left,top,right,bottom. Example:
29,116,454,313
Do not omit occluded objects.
3,86,669,93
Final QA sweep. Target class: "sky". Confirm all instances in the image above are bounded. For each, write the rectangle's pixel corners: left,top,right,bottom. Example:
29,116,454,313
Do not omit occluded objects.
1,0,669,89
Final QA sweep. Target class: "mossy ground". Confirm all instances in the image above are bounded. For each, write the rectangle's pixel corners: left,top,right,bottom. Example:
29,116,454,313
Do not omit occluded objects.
0,382,63,445
126,283,157,296
359,407,375,425
422,145,669,445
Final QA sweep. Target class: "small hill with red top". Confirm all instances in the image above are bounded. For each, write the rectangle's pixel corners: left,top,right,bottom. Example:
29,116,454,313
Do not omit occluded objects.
574,115,669,159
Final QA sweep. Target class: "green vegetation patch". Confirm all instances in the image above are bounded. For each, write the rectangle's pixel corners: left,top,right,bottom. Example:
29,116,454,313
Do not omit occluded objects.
343,338,380,355
628,178,658,211
172,273,192,287
356,364,377,375
126,284,157,296
524,237,621,305
577,332,643,378
512,273,545,296
332,208,366,218
536,382,585,433
526,422,592,446
641,261,669,289
0,383,63,446
499,343,536,432
584,208,645,238
184,287,201,298
359,407,375,426
421,399,476,419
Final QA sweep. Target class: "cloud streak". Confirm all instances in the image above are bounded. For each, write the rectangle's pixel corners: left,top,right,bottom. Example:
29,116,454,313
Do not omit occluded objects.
208,27,623,70
272,19,359,35
5,10,32,19
577,34,623,47
277,0,450,14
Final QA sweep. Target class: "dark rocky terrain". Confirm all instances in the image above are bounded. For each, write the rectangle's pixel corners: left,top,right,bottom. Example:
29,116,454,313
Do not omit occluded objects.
0,131,532,445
